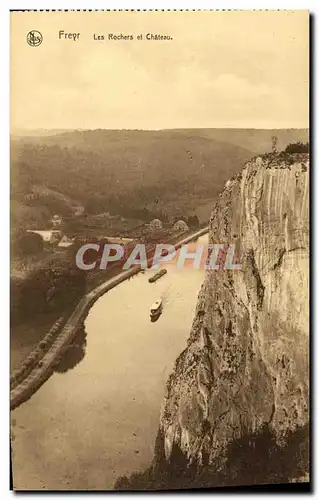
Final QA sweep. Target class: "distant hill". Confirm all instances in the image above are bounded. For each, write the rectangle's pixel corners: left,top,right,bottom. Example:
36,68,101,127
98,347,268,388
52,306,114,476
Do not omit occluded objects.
11,129,78,137
197,128,309,154
11,127,309,152
10,128,309,231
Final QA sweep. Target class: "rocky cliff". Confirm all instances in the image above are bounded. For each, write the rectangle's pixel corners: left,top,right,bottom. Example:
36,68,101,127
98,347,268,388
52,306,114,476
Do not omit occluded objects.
158,152,309,486
115,152,309,490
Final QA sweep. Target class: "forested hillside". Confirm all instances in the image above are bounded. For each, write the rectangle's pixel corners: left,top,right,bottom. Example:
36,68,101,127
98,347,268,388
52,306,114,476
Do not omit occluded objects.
11,128,308,231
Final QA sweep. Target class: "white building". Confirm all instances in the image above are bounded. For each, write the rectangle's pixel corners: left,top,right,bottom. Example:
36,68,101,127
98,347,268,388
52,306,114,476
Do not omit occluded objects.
51,214,62,227
27,230,61,244
173,220,189,233
57,235,75,248
149,219,163,230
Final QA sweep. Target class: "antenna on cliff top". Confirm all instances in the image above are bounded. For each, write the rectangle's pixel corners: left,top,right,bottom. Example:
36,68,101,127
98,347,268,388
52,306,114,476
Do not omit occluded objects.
272,135,278,153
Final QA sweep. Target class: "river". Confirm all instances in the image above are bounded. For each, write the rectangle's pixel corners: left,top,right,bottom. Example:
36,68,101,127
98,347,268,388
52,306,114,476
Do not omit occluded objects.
11,235,207,490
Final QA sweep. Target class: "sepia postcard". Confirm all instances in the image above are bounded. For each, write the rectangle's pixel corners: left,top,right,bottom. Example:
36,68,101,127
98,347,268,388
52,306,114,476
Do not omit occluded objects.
10,10,309,491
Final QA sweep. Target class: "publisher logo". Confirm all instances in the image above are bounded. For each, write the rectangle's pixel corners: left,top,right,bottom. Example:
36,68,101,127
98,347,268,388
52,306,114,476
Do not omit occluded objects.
26,30,43,47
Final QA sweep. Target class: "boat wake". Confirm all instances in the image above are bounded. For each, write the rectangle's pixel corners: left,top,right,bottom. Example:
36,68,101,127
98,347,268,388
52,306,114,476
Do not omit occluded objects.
161,284,172,305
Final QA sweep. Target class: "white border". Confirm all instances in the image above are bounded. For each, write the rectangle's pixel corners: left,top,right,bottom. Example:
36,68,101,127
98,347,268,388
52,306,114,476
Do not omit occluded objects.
3,1,318,9
2,1,316,499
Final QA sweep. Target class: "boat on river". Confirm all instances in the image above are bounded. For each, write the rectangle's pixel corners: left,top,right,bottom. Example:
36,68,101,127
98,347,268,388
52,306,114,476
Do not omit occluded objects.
148,269,167,283
150,299,163,318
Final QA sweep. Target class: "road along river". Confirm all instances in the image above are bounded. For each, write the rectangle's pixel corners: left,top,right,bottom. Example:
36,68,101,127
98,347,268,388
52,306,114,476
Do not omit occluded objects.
11,235,208,491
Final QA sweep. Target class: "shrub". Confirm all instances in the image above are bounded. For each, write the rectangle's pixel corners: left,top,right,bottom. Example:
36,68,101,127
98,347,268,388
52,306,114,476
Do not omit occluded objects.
284,142,309,154
14,231,44,256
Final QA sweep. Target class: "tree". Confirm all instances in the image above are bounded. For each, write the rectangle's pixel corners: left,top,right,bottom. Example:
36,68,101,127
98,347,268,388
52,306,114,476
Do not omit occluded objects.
15,232,43,256
187,214,199,229
284,142,309,154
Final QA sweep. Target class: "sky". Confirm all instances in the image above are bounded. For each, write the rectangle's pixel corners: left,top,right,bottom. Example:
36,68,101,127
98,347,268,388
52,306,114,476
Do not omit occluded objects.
10,10,309,130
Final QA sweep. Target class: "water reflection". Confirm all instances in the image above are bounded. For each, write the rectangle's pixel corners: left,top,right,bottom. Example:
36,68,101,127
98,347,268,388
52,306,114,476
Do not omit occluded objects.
54,325,87,373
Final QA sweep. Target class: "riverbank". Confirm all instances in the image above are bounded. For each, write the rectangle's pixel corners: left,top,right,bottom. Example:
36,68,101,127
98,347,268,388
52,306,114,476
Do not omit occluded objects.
10,227,208,410
11,234,208,490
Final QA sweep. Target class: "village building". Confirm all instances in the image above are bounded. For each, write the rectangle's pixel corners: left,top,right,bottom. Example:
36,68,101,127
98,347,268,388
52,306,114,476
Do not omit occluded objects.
51,214,62,227
173,220,189,233
27,230,61,244
148,218,163,231
57,235,75,248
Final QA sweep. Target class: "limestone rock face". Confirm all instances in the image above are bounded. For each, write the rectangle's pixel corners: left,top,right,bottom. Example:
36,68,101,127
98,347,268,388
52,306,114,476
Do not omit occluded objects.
160,153,309,472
